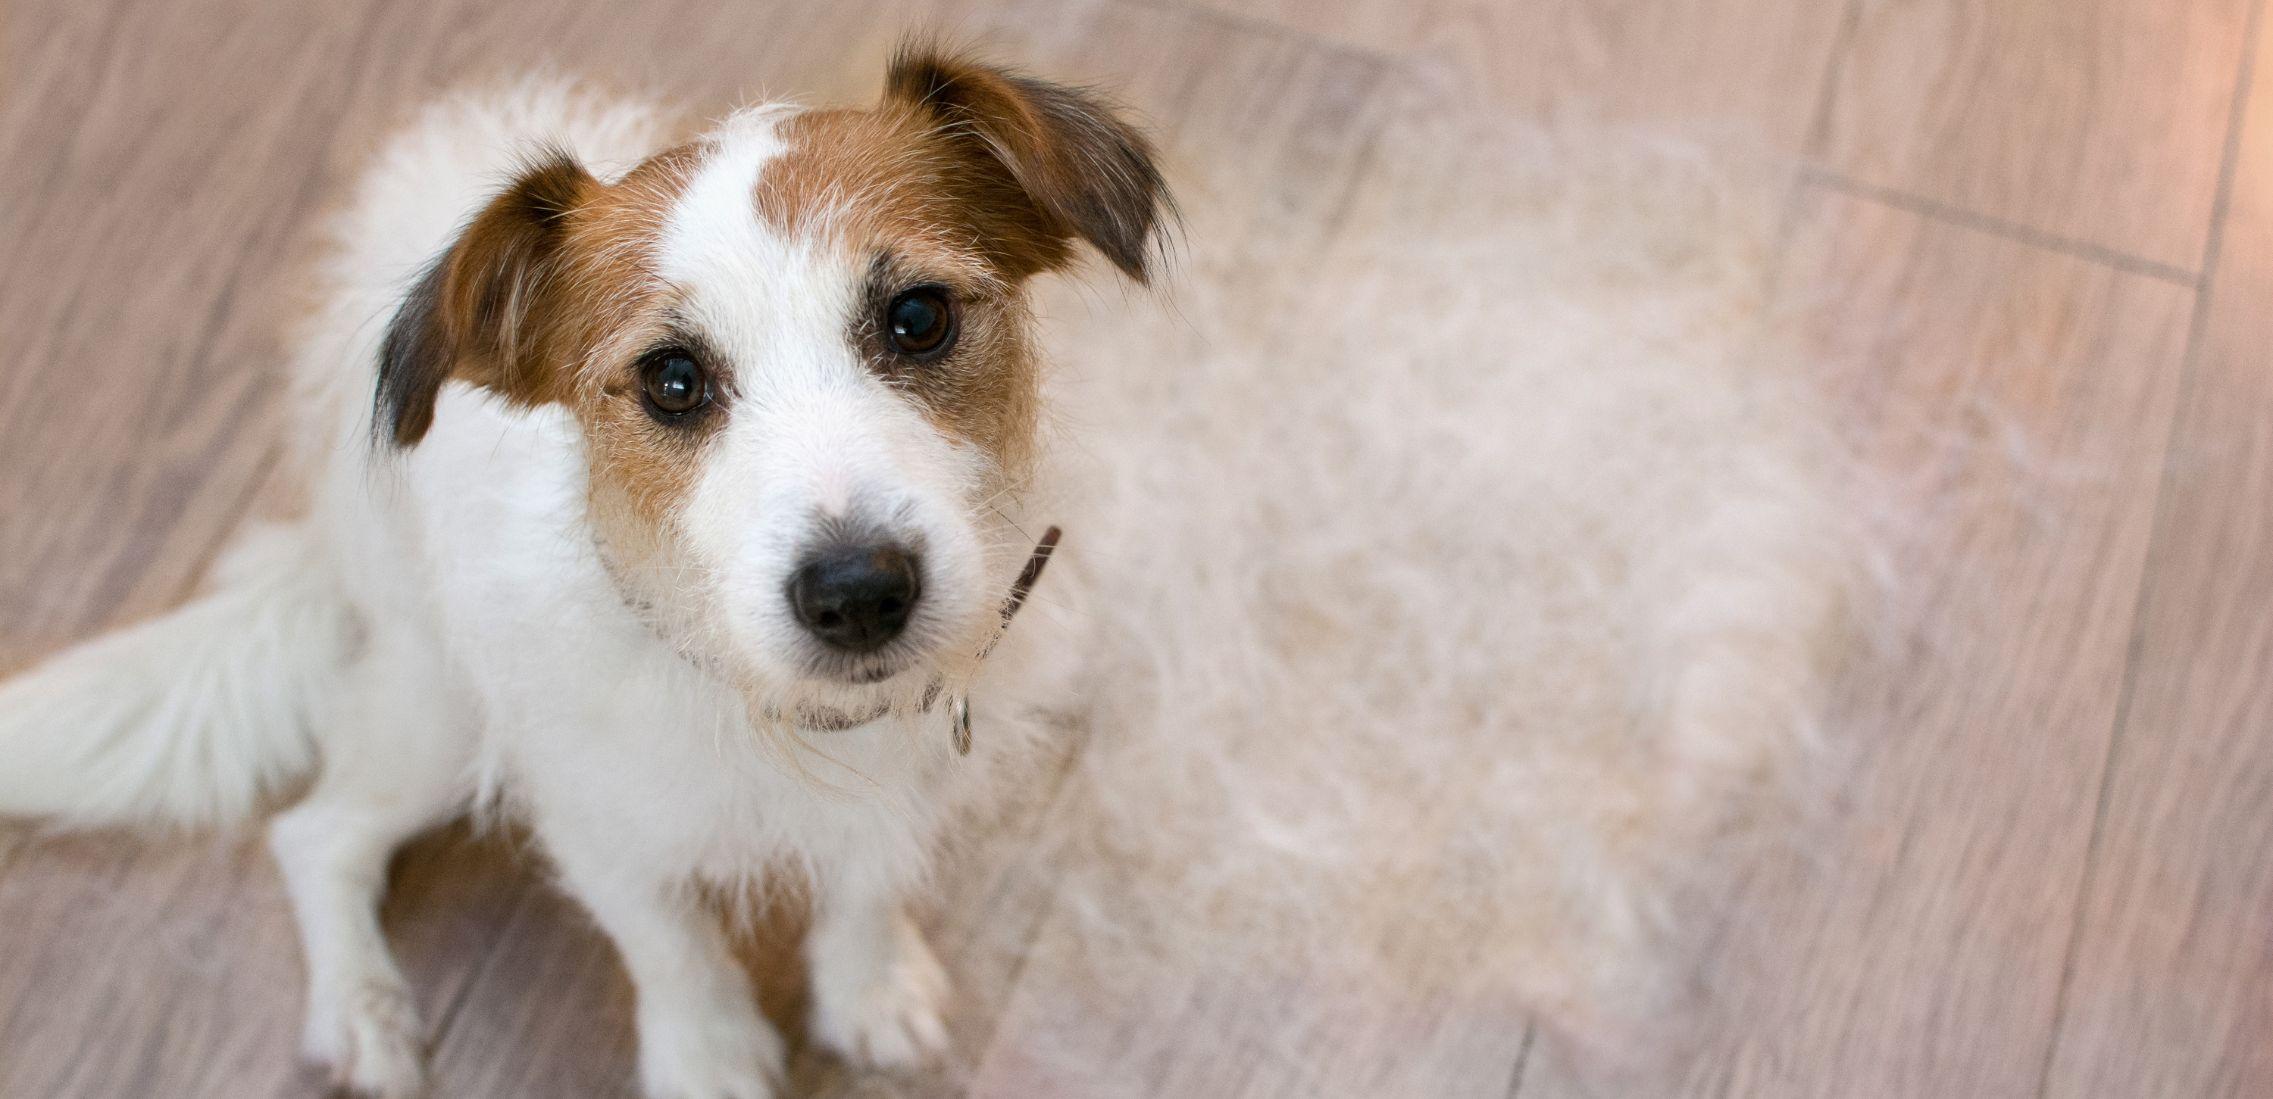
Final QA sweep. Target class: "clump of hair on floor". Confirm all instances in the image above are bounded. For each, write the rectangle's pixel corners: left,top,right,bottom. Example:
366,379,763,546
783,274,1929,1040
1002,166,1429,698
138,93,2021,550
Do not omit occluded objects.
957,88,1886,1090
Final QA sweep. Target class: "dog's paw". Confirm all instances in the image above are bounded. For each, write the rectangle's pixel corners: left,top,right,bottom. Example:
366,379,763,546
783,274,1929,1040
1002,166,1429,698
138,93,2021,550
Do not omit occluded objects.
638,1009,785,1099
810,923,950,1071
303,978,425,1098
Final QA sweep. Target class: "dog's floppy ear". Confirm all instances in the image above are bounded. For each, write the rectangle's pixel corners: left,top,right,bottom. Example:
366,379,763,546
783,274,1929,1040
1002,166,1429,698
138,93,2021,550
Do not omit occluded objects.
376,151,599,447
886,45,1171,283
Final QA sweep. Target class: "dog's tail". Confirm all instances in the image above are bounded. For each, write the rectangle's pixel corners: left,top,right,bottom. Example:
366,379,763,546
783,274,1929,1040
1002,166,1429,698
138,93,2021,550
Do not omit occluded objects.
0,523,350,831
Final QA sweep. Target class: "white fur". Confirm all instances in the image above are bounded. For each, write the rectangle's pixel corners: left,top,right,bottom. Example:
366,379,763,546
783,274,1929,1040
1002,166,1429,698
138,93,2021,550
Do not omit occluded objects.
657,106,998,706
0,79,1079,1099
0,523,346,829
995,98,1876,1090
0,73,1873,1098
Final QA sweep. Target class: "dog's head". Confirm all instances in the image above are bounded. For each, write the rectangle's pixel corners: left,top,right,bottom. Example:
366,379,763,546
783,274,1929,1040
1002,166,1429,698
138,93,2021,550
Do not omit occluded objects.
374,46,1167,721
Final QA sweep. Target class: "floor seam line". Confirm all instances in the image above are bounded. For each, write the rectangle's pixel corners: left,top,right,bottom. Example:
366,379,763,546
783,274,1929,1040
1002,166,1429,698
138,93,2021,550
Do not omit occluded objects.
2031,0,2267,1093
1802,169,2199,285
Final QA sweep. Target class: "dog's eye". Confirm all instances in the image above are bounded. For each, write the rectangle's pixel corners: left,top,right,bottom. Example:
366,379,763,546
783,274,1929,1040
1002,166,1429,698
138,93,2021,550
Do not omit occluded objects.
639,351,708,418
885,286,957,360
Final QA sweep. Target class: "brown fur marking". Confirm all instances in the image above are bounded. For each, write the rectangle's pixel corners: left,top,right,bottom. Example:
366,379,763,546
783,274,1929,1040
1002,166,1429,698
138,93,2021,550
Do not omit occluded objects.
378,48,1168,556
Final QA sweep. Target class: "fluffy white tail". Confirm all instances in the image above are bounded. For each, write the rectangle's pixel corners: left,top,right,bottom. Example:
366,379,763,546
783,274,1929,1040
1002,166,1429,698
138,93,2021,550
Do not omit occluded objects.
0,524,349,830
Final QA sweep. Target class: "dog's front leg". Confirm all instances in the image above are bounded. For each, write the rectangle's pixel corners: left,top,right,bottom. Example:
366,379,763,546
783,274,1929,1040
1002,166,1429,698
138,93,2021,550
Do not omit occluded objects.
269,628,473,1099
543,826,783,1099
805,858,950,1071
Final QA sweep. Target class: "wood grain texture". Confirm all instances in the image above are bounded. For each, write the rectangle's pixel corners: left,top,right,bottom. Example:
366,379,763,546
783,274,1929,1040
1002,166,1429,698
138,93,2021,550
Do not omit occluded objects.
0,0,380,662
2040,12,2273,1096
0,2,390,1095
0,836,308,1099
1138,0,1431,56
1818,0,2252,271
1654,187,2194,1099
0,824,535,1099
0,1,2262,1097
976,950,1526,1098
1422,0,1848,150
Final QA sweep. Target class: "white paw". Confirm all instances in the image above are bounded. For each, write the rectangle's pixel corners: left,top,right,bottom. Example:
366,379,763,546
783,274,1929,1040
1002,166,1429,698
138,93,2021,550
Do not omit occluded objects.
303,979,425,1098
638,1006,785,1099
810,923,950,1071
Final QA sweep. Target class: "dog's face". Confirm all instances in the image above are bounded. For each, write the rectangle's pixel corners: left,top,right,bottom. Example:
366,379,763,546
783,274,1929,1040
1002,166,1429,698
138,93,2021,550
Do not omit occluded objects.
374,49,1166,721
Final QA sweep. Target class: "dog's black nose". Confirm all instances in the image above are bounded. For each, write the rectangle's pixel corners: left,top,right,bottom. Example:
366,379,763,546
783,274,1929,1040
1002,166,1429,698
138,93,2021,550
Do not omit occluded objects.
787,542,921,653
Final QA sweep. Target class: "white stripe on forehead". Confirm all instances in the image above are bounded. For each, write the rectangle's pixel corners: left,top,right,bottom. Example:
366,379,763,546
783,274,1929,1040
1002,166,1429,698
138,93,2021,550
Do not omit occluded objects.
655,101,871,369
656,104,799,283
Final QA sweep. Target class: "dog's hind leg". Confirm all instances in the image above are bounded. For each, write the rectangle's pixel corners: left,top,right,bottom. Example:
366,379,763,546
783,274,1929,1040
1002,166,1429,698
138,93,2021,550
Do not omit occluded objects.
268,627,474,1099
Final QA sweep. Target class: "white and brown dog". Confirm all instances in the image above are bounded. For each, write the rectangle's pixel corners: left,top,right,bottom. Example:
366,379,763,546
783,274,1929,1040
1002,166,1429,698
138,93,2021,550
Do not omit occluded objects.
0,44,1166,1098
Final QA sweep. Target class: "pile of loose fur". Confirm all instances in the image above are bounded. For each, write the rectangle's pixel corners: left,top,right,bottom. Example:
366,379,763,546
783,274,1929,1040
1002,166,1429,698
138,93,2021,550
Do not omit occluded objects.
965,98,1874,1085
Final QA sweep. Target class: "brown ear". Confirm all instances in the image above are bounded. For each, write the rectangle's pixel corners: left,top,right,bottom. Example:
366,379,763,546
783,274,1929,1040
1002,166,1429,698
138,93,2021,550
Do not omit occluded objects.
376,151,598,447
886,45,1171,283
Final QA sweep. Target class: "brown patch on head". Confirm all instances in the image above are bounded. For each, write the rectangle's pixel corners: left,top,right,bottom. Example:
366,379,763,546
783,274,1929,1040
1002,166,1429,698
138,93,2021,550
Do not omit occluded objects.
749,45,1171,473
374,46,1172,543
374,139,725,544
881,45,1171,282
376,143,702,443
376,152,598,446
557,140,724,535
758,46,1170,282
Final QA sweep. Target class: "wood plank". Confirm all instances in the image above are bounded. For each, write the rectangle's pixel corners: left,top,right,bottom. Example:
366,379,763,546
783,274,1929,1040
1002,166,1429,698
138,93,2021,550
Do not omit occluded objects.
421,858,667,1099
0,836,308,1099
0,824,531,1098
1642,187,2192,1098
0,1,395,1095
0,0,380,662
1421,0,1848,151
1136,0,1429,57
4,1,2242,1096
977,943,1524,1098
2040,12,2273,1095
1817,0,2251,272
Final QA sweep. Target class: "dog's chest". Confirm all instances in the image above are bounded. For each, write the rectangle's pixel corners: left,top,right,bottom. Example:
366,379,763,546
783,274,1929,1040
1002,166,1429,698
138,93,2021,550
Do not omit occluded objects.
387,387,977,881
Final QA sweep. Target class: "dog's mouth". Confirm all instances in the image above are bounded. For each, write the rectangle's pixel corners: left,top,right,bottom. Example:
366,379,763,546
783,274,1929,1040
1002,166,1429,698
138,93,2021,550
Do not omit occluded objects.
763,526,1061,738
798,648,913,687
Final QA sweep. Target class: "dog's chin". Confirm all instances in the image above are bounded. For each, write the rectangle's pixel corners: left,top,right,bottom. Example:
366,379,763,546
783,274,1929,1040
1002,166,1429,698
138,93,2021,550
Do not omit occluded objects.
726,646,937,730
798,647,922,691
720,605,991,730
835,658,909,687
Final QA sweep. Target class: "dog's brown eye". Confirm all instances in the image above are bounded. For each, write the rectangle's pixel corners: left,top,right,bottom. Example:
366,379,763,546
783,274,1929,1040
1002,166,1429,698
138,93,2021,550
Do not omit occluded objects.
640,351,707,418
885,287,956,359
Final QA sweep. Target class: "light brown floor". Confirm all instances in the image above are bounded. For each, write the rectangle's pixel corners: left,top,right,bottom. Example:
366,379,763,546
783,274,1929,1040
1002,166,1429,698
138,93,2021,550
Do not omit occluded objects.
1,1,2267,1096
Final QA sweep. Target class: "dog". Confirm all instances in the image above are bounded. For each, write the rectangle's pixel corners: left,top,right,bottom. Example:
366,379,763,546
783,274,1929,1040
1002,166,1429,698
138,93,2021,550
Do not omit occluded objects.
0,42,1167,1099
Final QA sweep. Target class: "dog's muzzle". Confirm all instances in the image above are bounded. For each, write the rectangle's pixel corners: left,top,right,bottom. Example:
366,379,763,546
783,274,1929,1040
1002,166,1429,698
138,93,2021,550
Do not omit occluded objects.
780,526,1060,755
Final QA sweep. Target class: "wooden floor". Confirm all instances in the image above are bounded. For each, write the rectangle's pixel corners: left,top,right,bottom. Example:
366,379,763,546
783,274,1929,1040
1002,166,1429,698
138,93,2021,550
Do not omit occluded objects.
2,0,2268,1095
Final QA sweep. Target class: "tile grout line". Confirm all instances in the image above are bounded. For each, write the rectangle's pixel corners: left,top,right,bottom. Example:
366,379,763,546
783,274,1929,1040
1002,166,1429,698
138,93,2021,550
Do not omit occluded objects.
1802,169,2201,286
2031,0,2268,1094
